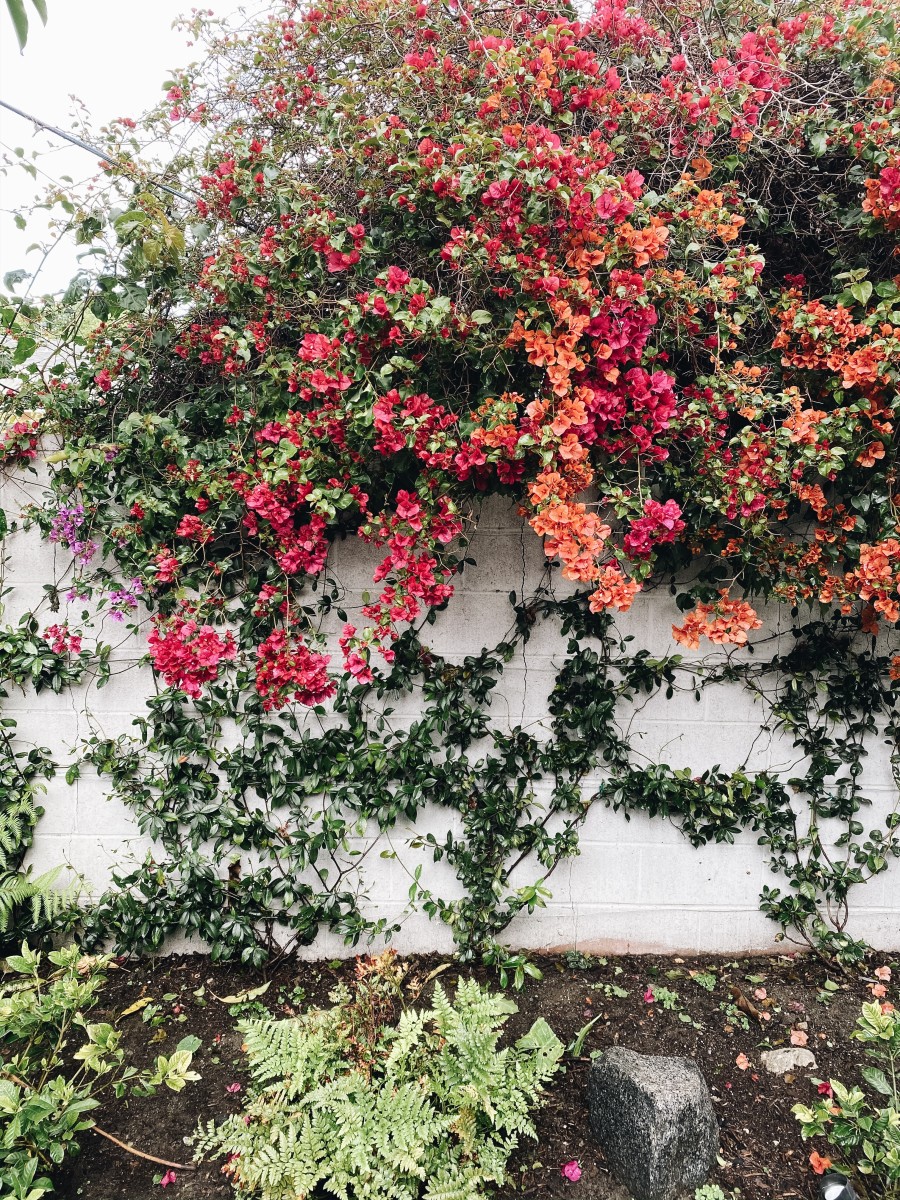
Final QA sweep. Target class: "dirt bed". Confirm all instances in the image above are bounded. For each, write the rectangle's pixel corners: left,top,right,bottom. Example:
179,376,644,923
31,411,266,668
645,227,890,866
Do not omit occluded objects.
55,950,890,1200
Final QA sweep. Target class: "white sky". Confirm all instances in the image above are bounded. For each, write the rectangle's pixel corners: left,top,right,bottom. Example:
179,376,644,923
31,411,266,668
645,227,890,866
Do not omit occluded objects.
0,0,244,295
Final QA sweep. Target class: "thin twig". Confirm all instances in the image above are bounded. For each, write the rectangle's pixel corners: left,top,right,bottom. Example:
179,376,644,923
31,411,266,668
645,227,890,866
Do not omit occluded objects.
1,1069,195,1172
91,1126,197,1172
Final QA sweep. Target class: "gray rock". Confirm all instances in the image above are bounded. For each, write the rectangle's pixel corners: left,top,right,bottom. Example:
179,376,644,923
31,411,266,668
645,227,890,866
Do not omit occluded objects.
588,1046,719,1200
759,1047,817,1075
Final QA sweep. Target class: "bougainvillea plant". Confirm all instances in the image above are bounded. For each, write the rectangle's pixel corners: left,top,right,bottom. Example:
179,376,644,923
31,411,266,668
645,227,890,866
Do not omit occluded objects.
2,0,900,965
7,0,900,695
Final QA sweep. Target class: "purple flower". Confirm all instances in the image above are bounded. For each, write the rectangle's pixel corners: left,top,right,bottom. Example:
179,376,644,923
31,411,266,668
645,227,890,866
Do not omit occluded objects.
50,504,97,564
107,577,144,621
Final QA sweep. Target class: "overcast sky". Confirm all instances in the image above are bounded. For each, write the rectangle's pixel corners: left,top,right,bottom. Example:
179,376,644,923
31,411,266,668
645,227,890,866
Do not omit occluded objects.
0,1,244,294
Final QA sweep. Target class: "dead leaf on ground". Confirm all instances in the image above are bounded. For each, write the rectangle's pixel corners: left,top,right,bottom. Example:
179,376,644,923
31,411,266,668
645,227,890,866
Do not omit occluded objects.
120,996,154,1018
212,981,271,1005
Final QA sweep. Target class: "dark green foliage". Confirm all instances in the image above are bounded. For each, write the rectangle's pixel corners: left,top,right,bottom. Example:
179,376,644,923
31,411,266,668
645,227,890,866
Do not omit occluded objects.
76,595,900,973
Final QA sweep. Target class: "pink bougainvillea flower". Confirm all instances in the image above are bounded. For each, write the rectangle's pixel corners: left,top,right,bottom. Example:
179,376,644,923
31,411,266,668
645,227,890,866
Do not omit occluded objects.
817,1081,833,1096
561,1160,582,1182
643,986,655,1003
735,1053,750,1070
790,1029,809,1047
872,983,887,998
875,965,892,981
159,1171,177,1188
752,987,767,1001
226,1082,242,1094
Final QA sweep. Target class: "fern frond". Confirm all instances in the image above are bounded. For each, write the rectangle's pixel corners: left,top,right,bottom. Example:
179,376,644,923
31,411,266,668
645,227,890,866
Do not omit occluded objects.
197,968,563,1200
0,864,79,935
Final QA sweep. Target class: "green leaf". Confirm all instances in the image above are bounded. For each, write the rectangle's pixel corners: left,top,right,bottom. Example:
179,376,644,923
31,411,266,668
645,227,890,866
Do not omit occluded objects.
6,0,29,49
861,1065,893,1096
3,268,28,291
30,0,48,24
850,280,873,307
567,1014,601,1056
12,334,37,364
808,130,827,156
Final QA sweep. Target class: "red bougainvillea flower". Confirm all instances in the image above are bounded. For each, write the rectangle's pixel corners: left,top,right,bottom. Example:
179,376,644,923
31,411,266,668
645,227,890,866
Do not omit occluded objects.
148,612,237,699
254,629,336,710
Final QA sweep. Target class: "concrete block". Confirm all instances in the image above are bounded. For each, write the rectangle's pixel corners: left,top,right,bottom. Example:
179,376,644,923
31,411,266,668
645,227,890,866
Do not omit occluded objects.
568,845,641,905
83,670,155,713
33,777,78,837
75,777,140,837
471,496,524,531
628,720,771,774
3,708,78,751
454,529,547,594
637,842,766,909
566,905,704,955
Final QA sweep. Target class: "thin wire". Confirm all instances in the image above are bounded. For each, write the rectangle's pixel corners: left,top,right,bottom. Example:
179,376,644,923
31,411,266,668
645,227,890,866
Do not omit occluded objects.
0,97,194,203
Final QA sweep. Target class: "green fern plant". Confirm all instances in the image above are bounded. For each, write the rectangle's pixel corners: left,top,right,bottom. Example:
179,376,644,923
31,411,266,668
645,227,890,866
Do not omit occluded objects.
0,864,78,936
0,723,77,946
194,952,563,1200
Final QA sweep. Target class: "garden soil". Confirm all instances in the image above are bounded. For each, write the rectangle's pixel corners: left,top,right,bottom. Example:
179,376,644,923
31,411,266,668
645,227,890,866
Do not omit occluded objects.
54,951,886,1200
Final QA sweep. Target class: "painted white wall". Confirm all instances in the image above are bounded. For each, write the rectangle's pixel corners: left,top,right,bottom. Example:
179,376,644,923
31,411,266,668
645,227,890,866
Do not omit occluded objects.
3,468,899,957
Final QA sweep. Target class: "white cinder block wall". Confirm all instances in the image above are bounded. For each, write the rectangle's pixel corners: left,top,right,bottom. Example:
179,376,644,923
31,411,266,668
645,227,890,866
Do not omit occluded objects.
4,468,900,956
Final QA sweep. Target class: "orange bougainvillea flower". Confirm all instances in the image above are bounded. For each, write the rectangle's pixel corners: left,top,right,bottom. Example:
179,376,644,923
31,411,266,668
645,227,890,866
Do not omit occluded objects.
588,565,641,613
809,1151,832,1175
782,407,828,446
861,602,880,635
672,591,762,650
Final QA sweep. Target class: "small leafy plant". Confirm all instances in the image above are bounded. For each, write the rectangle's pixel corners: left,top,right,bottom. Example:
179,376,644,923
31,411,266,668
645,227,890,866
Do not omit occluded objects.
195,951,563,1199
793,1000,900,1192
0,943,200,1199
649,985,702,1030
562,950,605,971
691,972,718,993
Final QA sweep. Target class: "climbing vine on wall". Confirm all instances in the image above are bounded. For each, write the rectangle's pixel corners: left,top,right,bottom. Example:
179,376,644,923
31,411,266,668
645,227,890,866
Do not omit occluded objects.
2,0,900,966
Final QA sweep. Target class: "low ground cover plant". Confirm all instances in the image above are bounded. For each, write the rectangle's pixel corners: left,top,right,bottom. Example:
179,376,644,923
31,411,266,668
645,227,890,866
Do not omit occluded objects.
0,944,199,1199
195,951,563,1200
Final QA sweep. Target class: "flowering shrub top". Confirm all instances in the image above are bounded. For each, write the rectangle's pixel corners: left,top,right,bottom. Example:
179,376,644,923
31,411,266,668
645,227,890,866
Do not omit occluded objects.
5,0,900,706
